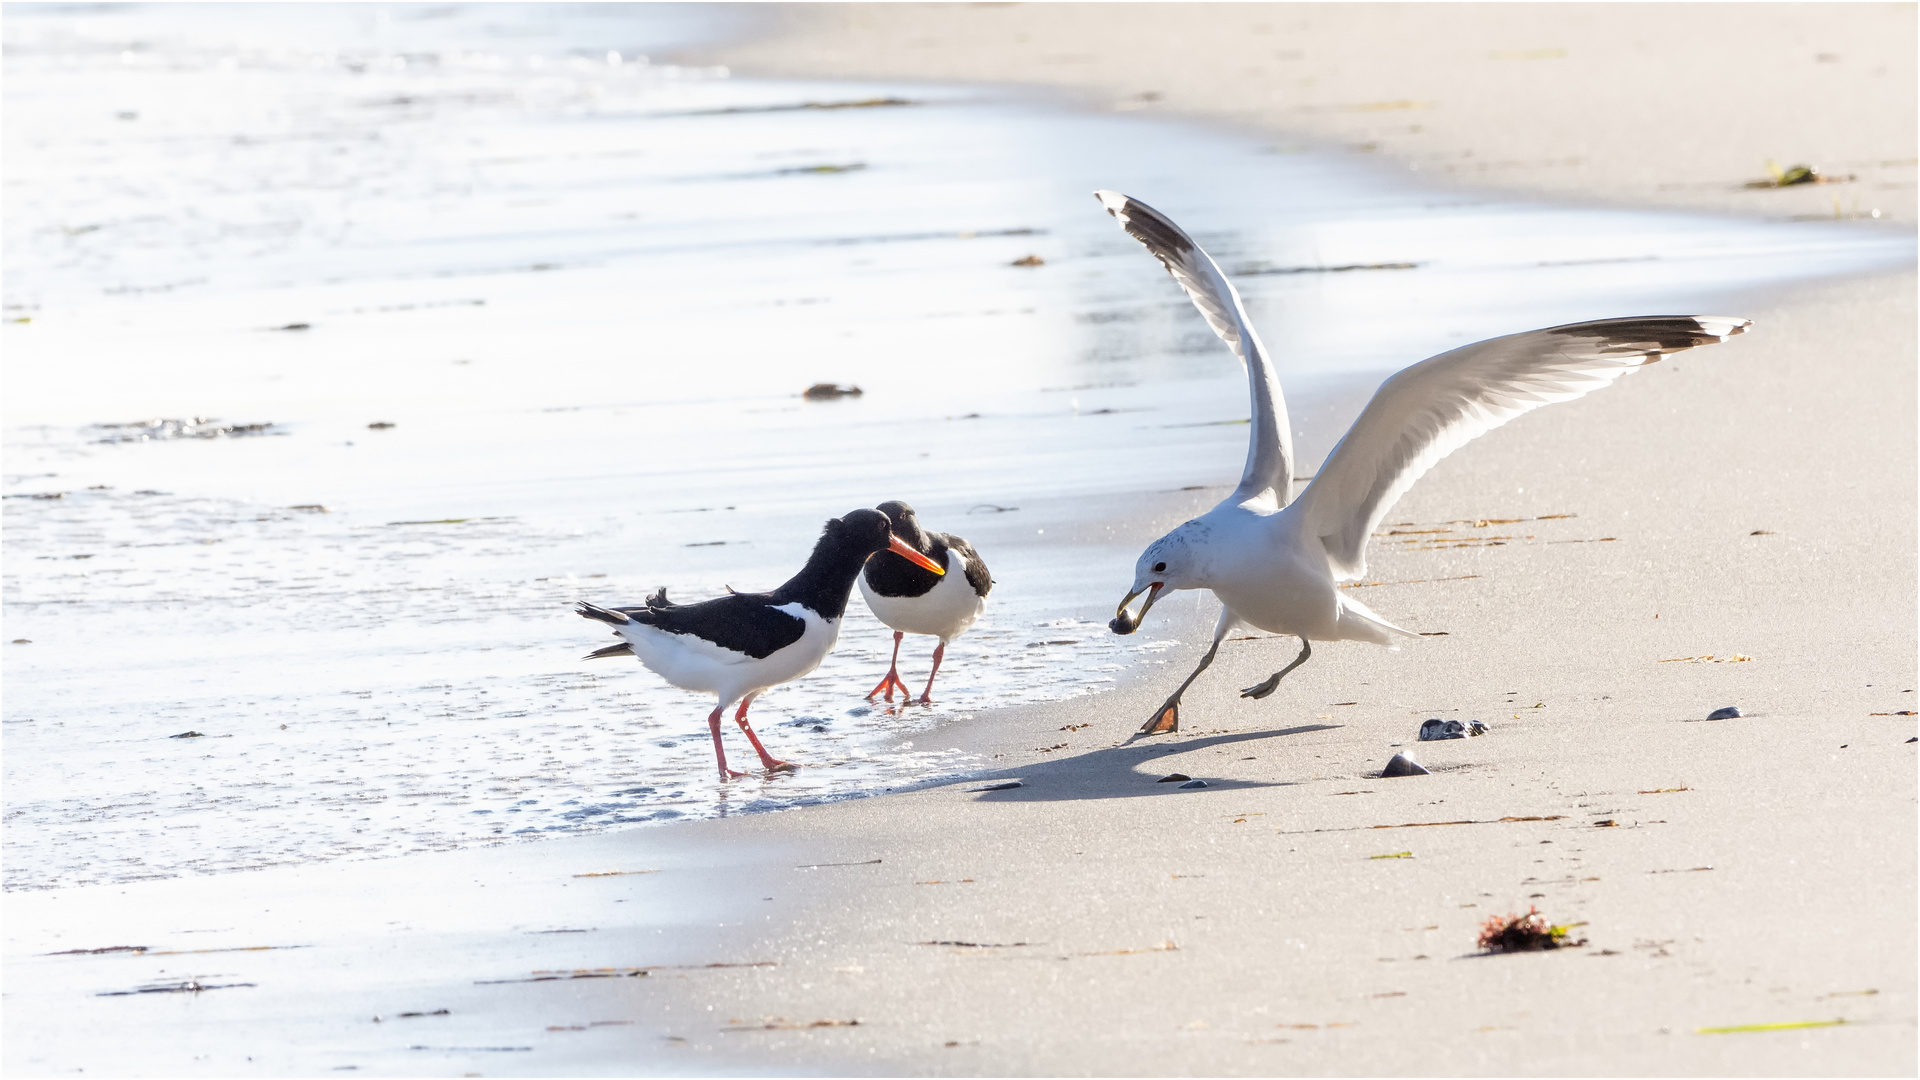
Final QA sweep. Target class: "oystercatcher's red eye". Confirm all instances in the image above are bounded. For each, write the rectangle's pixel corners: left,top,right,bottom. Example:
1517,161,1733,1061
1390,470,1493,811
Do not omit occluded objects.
1153,561,1167,573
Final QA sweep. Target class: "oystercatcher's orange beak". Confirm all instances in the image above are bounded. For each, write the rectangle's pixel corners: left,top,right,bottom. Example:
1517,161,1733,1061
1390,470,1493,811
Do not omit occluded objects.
886,534,945,575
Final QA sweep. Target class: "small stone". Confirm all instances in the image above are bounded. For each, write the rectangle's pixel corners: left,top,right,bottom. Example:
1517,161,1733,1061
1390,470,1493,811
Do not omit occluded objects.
1109,611,1138,636
1380,752,1429,778
1155,773,1191,783
169,731,204,739
1010,254,1045,267
1178,779,1208,789
1706,706,1741,720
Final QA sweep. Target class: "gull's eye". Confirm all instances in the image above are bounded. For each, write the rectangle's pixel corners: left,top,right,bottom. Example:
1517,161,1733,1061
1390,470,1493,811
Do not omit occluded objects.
1153,561,1167,573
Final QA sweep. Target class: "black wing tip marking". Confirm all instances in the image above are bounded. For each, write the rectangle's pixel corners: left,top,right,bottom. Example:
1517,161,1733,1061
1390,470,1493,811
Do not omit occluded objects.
1093,190,1197,266
583,642,635,661
1545,315,1752,360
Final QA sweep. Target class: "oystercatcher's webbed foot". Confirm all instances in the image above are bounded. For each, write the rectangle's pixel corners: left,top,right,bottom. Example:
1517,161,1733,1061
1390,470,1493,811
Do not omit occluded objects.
866,670,910,701
1239,638,1312,700
866,631,911,701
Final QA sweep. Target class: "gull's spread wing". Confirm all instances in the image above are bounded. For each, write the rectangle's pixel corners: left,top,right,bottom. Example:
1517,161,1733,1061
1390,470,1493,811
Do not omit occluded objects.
1095,190,1296,506
1294,316,1750,581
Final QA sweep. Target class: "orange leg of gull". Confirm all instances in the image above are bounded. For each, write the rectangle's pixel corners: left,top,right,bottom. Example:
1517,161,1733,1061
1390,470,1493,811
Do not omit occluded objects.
916,642,947,705
735,694,797,773
865,631,912,701
708,704,750,780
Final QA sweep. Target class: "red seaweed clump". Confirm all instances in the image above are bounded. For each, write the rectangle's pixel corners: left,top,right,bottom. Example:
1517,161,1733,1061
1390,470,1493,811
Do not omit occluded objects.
1477,906,1586,953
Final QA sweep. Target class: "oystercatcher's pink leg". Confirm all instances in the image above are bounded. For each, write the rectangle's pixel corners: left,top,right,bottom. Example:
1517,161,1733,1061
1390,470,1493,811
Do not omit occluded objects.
916,642,947,704
865,631,911,701
708,704,748,780
734,694,796,772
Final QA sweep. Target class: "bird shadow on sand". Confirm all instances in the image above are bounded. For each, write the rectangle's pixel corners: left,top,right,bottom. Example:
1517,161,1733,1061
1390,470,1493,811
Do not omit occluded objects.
939,724,1343,803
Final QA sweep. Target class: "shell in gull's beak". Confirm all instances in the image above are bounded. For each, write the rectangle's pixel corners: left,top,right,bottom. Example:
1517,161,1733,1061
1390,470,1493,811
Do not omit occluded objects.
1110,582,1162,635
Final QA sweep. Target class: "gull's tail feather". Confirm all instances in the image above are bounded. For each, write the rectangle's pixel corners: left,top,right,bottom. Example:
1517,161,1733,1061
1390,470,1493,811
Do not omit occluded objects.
1335,591,1422,647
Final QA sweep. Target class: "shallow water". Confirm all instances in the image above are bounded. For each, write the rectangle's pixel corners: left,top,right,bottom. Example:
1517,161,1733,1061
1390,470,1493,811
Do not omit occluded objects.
4,3,1912,891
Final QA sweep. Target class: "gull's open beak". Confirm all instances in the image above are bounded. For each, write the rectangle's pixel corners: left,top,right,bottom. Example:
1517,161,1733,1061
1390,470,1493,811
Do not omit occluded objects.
886,534,945,575
1110,582,1163,635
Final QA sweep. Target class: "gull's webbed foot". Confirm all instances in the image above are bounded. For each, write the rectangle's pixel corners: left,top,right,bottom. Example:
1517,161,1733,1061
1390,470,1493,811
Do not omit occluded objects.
1240,674,1283,700
1138,701,1180,736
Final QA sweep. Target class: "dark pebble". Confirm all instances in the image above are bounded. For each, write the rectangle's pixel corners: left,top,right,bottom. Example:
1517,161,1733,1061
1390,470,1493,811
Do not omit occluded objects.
1706,706,1742,720
168,731,204,739
1178,779,1208,789
1155,773,1191,783
1380,752,1429,778
968,780,1022,792
1109,612,1138,636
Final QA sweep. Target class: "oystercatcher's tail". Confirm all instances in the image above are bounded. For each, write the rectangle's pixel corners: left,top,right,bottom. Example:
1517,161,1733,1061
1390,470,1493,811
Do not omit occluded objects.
576,600,632,626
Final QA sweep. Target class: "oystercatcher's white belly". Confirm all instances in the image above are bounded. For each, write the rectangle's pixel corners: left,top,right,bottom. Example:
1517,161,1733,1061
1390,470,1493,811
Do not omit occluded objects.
620,603,840,703
860,549,984,641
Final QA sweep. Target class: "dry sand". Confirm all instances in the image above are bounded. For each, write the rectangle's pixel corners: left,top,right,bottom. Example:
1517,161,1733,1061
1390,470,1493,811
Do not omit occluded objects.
7,5,1914,1076
710,3,1918,225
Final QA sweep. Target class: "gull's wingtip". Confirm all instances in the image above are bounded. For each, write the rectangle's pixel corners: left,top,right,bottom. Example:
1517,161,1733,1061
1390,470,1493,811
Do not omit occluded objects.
1694,316,1752,339
1093,189,1130,216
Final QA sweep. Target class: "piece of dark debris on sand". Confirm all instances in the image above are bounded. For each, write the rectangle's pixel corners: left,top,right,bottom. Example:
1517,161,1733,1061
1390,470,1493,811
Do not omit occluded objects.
1477,906,1587,953
802,382,863,400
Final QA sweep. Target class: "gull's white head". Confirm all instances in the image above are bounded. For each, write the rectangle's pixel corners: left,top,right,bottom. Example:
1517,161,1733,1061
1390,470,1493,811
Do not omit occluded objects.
1110,521,1207,635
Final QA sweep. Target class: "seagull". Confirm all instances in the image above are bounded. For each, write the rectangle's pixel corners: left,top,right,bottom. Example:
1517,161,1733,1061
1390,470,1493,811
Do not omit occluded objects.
577,507,947,778
1095,189,1749,736
858,500,993,703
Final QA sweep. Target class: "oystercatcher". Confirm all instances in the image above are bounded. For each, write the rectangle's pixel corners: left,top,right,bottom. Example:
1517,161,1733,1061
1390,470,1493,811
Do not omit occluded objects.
1095,189,1749,735
578,507,946,779
857,500,993,703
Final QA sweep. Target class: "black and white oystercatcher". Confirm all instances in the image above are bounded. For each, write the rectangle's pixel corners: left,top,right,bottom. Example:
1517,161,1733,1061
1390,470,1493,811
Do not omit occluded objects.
1096,189,1750,736
857,500,993,703
578,508,946,779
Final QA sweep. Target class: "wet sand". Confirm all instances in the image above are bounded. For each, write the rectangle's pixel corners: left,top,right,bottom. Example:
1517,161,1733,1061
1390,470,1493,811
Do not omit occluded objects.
6,5,1915,1076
